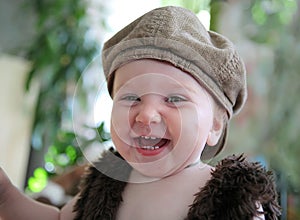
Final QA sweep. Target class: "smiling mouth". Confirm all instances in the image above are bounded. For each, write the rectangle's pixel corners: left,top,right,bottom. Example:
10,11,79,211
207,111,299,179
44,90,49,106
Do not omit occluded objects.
134,136,170,151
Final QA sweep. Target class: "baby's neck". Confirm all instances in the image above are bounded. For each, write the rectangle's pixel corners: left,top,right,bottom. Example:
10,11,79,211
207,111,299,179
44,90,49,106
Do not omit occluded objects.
128,160,206,184
117,162,213,220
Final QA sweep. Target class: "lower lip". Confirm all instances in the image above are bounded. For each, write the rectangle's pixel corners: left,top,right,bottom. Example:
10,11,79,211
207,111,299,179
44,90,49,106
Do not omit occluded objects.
136,145,166,156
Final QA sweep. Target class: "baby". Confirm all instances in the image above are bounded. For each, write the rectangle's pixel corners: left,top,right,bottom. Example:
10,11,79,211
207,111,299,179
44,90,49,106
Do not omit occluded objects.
0,6,280,220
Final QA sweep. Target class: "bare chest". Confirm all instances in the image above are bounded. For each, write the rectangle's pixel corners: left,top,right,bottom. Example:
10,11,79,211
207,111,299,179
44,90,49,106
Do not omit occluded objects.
116,166,211,220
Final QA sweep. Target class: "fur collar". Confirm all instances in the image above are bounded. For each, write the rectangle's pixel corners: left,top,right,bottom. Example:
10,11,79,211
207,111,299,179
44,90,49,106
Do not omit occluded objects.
74,148,281,220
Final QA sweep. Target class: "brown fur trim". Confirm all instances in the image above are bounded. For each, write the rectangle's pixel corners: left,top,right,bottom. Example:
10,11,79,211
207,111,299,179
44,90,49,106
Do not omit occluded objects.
73,150,281,220
73,148,132,220
185,154,281,220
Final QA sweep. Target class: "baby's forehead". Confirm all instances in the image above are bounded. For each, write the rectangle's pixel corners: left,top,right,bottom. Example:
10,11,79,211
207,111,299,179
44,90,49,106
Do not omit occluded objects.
112,59,207,95
114,59,196,83
118,76,193,93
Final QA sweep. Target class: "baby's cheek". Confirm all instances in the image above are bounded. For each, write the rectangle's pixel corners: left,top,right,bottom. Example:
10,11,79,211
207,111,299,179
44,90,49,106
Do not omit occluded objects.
181,107,200,130
112,106,128,128
110,111,130,148
183,108,211,143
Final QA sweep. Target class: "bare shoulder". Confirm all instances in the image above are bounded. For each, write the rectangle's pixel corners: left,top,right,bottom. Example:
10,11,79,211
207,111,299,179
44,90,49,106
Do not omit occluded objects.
60,194,79,220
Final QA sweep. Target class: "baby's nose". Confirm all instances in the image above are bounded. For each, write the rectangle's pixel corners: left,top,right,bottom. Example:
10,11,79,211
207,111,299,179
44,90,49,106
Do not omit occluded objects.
135,104,162,125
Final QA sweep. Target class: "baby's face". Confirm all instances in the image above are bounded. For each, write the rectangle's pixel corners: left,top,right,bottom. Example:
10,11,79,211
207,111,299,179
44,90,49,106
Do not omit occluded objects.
110,59,215,178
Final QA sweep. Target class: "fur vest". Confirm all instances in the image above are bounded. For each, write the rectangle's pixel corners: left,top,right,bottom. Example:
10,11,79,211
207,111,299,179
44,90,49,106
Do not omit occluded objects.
73,148,281,220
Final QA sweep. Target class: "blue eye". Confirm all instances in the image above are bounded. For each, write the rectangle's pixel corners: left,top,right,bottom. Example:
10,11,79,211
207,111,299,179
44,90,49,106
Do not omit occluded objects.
121,95,140,102
166,95,186,103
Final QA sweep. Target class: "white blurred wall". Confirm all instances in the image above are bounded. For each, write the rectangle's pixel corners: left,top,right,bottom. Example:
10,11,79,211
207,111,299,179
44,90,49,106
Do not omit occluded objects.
0,54,37,189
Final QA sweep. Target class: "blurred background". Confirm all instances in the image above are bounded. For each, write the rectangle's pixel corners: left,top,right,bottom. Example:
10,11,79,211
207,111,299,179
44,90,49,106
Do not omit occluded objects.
0,0,299,219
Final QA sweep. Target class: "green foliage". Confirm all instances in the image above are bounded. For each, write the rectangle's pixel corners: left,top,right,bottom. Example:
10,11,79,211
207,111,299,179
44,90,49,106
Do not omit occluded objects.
27,122,111,193
209,0,221,31
44,131,82,173
23,0,105,193
241,0,300,190
248,0,297,44
43,121,110,175
161,0,210,13
25,0,99,151
27,167,48,193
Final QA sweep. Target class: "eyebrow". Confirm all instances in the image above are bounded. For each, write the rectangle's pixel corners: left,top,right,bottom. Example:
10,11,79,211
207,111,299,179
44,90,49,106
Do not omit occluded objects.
114,82,201,98
167,81,201,96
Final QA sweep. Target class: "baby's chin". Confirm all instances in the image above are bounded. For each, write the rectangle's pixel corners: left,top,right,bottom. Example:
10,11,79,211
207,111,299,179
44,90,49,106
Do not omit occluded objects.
127,167,163,184
127,158,189,184
127,161,170,182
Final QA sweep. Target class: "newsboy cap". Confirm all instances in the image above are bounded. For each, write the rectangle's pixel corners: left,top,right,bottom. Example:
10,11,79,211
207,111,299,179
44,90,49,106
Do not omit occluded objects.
102,6,247,159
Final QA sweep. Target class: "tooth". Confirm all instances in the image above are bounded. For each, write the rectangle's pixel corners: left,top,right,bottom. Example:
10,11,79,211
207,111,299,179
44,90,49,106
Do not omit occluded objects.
140,136,159,140
141,146,155,150
140,145,162,150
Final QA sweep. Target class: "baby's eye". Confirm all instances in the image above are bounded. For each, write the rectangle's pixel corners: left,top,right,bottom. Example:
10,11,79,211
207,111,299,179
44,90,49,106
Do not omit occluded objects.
165,95,186,103
121,94,141,102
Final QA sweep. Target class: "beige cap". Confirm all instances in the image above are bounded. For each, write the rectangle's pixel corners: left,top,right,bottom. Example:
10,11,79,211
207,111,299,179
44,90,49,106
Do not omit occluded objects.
102,6,247,159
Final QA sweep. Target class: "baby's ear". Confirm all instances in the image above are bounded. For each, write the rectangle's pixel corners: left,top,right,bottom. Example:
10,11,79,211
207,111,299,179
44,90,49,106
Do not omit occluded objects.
206,112,225,146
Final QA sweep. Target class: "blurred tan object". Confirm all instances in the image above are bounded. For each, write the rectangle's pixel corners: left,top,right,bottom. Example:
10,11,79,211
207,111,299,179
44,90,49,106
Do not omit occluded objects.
34,165,86,208
51,165,86,196
0,54,38,189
